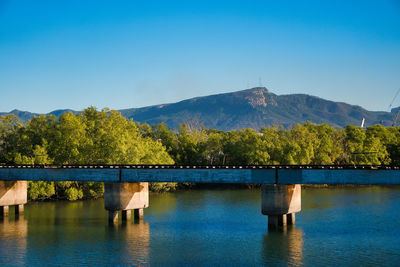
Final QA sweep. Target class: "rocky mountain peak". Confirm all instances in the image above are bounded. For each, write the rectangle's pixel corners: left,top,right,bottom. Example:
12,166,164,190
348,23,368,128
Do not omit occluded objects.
242,87,277,108
1,87,394,130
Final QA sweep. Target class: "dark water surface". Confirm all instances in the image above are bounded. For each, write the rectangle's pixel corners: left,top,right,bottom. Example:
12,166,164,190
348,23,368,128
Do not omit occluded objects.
0,187,399,266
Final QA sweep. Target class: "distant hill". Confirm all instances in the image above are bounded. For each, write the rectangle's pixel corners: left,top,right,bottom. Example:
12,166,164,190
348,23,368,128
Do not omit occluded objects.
48,109,78,117
0,109,78,123
0,109,41,122
1,87,396,130
119,87,394,130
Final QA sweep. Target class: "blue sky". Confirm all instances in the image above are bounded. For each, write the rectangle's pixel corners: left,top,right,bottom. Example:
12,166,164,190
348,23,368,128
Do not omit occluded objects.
0,0,399,113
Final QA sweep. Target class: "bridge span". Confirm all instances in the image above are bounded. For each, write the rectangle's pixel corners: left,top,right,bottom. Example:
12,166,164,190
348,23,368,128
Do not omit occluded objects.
1,164,400,184
0,164,399,229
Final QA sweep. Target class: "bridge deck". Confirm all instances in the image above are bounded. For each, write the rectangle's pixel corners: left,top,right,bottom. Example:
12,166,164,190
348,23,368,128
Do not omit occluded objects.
0,165,399,185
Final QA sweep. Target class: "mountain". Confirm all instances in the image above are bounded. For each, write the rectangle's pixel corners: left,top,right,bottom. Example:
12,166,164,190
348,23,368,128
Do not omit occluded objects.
0,87,396,130
48,109,78,117
119,87,394,130
0,109,40,122
0,109,77,123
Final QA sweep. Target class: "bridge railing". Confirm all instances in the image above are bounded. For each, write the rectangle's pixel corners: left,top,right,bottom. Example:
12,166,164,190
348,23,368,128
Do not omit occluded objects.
0,164,399,170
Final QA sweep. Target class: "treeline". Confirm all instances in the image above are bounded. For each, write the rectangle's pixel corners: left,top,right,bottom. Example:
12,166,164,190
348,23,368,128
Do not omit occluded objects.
0,107,175,200
1,107,400,200
143,121,399,166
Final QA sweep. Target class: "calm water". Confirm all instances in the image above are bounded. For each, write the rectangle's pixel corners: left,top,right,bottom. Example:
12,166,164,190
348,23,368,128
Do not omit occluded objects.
0,187,399,266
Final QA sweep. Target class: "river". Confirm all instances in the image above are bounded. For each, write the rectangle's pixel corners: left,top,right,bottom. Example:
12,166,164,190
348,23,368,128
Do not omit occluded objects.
0,186,399,266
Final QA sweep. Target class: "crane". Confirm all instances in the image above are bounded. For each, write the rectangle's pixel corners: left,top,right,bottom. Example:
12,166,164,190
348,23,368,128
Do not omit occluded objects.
388,88,400,127
393,108,400,127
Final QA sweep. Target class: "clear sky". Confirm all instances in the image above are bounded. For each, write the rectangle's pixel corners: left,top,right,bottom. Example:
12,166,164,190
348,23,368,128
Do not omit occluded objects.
0,0,399,113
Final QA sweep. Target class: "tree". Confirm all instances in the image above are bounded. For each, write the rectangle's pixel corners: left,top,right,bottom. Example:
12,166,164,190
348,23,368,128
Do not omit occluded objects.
1,107,176,200
175,123,207,165
223,128,270,165
152,123,180,161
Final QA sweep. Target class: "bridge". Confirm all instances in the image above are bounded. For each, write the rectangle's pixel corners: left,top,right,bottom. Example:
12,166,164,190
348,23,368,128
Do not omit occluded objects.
0,164,399,229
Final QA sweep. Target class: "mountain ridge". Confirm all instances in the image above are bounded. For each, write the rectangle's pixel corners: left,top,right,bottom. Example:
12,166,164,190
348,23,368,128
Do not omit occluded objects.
1,87,396,130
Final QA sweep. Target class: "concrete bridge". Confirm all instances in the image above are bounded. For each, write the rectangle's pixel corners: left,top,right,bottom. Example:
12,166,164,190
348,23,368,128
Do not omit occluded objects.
0,165,399,228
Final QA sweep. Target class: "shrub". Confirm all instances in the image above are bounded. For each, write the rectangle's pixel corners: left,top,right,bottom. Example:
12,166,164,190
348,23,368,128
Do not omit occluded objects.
28,181,55,200
65,187,83,201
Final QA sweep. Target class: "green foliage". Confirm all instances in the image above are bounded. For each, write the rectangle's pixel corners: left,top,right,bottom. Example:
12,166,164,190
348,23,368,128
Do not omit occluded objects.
153,121,398,166
223,128,270,165
0,107,175,200
2,107,400,201
152,123,180,160
65,187,84,201
28,181,55,200
175,123,208,165
82,182,104,199
149,182,179,192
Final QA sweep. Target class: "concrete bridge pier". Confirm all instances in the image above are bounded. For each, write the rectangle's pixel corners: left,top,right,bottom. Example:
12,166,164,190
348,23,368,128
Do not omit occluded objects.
0,206,9,218
0,181,27,219
104,182,149,224
261,184,301,229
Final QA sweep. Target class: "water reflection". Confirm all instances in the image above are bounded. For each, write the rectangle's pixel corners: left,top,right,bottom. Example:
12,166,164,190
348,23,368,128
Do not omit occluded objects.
0,215,27,265
117,221,151,265
0,188,398,266
149,192,178,216
26,200,152,265
262,226,304,266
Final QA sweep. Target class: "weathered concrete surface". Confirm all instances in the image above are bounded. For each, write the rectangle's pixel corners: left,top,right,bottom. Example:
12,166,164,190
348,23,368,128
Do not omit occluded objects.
268,214,295,228
0,206,9,217
104,182,149,211
121,169,276,184
122,210,131,221
15,204,24,215
108,210,118,224
278,169,400,185
0,167,400,184
268,215,283,228
0,168,119,182
0,168,277,183
134,209,144,219
287,213,295,225
262,184,301,215
0,181,27,207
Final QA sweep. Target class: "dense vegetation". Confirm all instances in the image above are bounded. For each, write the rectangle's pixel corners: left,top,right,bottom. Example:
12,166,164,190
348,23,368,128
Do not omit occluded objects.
1,107,400,200
0,107,174,200
145,121,400,166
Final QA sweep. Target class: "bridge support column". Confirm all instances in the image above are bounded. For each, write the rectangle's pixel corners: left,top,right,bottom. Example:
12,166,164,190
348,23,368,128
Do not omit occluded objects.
0,206,9,218
0,181,27,219
122,210,131,221
261,184,301,229
104,182,149,224
134,208,144,220
287,213,295,225
108,210,118,224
